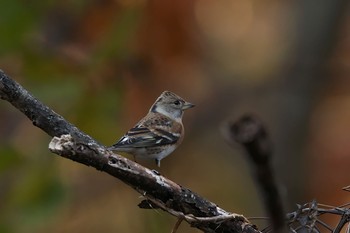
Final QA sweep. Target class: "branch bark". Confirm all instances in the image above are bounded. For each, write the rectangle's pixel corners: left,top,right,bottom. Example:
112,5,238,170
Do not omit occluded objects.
0,70,260,233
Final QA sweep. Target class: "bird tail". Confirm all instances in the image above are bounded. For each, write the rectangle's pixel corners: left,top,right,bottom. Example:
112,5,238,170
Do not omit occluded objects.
106,145,119,151
107,144,131,152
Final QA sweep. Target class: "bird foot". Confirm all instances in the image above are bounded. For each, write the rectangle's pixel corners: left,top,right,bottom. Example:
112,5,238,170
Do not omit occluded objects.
152,170,161,176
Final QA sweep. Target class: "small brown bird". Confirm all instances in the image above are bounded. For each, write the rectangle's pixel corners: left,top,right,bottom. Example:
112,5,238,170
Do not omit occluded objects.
109,91,194,167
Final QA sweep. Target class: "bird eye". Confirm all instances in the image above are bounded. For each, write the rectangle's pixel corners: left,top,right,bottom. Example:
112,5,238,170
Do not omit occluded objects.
174,100,181,105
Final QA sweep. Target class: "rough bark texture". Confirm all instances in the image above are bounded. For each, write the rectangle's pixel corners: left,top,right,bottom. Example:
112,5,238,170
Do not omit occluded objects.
0,70,260,233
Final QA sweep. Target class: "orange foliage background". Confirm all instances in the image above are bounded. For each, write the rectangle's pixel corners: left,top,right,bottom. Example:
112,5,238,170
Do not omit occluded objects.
0,0,349,232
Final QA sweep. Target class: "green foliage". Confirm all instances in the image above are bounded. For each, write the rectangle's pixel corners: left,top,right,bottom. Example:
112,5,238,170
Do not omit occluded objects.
0,147,22,172
0,147,65,233
0,1,35,53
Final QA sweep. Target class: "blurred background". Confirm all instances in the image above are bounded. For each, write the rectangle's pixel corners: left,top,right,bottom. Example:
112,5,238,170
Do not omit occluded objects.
0,0,350,232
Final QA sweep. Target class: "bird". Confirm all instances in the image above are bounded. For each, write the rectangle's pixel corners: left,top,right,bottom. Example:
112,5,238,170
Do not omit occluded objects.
108,91,194,167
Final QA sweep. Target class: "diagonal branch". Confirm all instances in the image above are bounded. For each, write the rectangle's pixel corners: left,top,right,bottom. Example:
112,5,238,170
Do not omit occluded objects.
0,70,260,233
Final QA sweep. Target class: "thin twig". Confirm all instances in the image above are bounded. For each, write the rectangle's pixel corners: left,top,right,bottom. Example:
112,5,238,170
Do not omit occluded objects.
315,219,333,232
144,195,247,225
171,217,184,233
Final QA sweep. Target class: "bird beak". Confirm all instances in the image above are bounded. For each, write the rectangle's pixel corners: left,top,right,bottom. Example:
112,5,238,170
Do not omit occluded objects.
182,102,195,110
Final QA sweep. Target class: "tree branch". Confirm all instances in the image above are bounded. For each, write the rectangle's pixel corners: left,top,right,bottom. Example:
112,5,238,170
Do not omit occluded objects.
0,70,260,233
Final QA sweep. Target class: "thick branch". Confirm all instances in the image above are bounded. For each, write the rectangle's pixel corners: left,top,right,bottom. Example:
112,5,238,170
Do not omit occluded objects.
0,70,96,144
0,70,260,233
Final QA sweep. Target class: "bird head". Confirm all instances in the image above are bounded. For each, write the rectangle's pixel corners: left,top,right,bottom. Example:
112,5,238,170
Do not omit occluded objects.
150,91,194,121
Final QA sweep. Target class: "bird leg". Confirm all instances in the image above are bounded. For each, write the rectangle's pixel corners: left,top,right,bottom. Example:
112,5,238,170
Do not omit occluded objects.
155,159,160,167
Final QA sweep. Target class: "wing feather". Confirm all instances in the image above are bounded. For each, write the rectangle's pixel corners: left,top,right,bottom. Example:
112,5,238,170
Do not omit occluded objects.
112,126,179,148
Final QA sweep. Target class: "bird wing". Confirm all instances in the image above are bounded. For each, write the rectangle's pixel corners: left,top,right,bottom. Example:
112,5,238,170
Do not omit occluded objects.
112,126,179,148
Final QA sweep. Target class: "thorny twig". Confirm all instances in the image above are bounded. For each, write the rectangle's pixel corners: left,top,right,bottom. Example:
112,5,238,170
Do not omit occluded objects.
258,199,350,233
224,115,350,233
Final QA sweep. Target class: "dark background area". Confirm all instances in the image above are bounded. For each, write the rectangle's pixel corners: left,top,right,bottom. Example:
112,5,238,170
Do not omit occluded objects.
0,0,349,232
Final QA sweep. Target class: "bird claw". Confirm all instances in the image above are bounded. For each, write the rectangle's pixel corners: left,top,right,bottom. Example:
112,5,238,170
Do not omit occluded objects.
152,169,161,176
